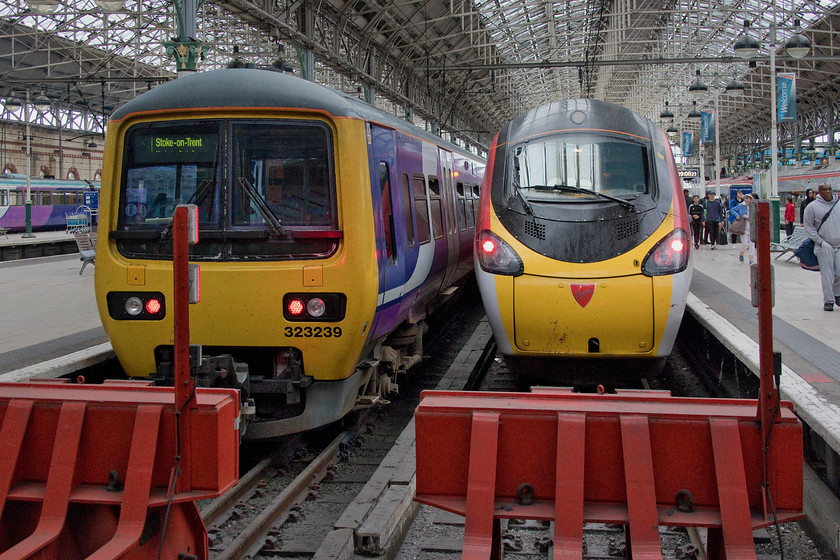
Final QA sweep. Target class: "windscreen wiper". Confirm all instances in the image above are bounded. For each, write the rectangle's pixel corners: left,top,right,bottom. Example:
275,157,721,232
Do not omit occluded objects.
236,177,286,238
512,186,536,217
537,184,636,212
160,178,214,243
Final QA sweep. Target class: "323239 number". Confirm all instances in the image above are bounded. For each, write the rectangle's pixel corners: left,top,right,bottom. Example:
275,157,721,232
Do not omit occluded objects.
284,326,343,338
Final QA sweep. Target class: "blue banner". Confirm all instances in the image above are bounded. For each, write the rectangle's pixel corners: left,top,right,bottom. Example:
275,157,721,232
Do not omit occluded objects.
682,132,694,157
778,73,796,122
701,111,715,145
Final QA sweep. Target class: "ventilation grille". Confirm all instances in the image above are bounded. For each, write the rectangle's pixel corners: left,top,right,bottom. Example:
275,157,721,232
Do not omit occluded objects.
615,217,639,240
524,220,546,240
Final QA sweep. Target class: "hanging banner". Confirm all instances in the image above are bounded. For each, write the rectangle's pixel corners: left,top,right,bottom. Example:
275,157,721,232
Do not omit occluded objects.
683,132,694,157
778,73,797,122
701,111,715,145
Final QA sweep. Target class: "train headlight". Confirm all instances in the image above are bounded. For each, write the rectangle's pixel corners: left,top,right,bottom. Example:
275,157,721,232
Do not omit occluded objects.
125,297,143,316
306,298,326,318
642,229,690,276
476,230,524,276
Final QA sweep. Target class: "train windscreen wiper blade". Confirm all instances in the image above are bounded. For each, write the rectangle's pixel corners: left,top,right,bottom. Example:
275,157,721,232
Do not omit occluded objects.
160,178,214,243
513,186,536,217
236,177,286,238
541,184,636,212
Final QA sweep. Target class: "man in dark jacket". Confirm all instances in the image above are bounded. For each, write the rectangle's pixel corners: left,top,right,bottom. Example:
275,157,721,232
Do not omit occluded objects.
688,195,705,249
704,191,725,250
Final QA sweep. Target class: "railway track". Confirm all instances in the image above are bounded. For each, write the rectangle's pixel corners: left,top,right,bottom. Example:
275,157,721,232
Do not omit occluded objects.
6,282,830,560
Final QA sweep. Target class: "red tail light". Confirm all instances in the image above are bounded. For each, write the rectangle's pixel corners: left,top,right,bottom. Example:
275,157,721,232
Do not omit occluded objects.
642,229,689,276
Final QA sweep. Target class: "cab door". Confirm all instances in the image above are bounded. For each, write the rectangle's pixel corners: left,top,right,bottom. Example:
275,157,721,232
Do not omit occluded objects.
368,124,409,336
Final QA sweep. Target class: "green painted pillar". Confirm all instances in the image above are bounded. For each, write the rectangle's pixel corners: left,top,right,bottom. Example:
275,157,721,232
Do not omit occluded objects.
165,0,207,73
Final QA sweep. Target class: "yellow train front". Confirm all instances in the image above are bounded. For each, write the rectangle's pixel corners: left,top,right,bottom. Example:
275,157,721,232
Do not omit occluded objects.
475,99,692,384
95,68,483,438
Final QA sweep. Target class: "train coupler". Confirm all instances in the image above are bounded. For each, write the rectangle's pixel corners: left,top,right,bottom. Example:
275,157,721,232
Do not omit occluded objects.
414,388,804,560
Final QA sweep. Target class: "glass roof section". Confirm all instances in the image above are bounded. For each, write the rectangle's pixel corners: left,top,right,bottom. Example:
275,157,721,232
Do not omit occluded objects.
1,0,839,160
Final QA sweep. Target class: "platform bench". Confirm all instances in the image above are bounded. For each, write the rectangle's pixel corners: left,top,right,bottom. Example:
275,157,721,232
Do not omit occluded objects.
775,226,810,262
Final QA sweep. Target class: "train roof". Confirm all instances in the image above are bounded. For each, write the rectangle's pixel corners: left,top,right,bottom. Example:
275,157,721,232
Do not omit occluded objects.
110,68,483,163
0,178,99,189
497,99,658,147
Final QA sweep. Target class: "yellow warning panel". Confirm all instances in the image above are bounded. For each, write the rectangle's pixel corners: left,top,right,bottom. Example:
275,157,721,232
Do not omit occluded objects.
513,274,654,355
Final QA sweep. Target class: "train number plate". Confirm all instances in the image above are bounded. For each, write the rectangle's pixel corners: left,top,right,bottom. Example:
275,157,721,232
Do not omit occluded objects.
284,326,343,338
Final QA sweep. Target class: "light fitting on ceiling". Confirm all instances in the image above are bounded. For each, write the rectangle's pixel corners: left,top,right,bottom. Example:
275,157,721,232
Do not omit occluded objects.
3,95,23,112
725,77,745,96
688,101,702,120
93,0,125,11
734,20,760,59
26,0,60,15
666,124,679,137
659,101,674,122
33,93,51,111
785,19,811,59
688,70,708,97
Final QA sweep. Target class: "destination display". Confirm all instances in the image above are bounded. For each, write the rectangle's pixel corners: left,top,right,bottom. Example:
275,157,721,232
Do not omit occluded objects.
131,131,218,164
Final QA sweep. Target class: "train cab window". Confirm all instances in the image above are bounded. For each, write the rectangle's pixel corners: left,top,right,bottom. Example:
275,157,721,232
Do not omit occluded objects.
401,173,415,248
379,162,396,265
512,137,649,204
456,182,467,231
428,176,444,239
116,119,337,261
412,175,431,245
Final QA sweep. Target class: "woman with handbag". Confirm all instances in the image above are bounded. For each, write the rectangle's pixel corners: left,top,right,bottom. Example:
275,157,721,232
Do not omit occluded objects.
729,194,754,265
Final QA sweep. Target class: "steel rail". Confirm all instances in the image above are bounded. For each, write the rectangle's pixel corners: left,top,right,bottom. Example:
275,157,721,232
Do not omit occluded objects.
213,432,345,560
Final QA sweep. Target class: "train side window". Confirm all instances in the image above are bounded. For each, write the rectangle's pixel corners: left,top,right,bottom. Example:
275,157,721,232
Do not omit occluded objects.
468,185,478,228
428,176,443,239
38,191,52,205
53,191,64,205
10,191,23,206
412,175,430,245
0,190,7,206
456,182,467,231
379,162,396,265
402,173,415,248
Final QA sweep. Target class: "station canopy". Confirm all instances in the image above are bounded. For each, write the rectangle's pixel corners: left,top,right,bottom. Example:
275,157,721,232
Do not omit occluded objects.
1,0,839,158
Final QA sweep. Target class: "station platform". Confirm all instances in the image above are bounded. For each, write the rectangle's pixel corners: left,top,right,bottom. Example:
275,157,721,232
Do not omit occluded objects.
0,228,81,261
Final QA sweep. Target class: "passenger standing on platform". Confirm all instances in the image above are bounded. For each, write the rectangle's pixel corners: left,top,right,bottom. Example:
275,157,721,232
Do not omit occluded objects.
684,189,692,211
731,194,755,265
704,192,724,250
803,183,840,312
784,195,796,238
729,190,744,243
688,195,704,249
800,188,816,224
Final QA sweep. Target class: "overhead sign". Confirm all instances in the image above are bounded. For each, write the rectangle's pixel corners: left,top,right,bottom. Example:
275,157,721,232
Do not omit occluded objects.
682,132,694,157
701,112,715,145
778,73,797,122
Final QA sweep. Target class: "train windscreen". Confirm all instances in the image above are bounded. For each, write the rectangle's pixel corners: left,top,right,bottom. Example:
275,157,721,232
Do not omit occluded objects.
115,119,338,260
512,136,649,203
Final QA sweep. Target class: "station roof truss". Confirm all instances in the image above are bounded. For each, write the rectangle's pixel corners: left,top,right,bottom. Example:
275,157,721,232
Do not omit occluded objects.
2,0,840,160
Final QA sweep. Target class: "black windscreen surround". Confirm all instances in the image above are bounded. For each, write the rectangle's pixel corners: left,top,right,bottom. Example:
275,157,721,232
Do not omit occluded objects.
115,119,339,261
490,99,674,263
